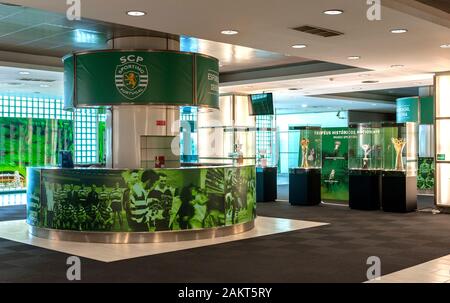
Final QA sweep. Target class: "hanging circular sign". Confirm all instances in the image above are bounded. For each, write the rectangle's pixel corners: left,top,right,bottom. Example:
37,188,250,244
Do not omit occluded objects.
63,50,219,109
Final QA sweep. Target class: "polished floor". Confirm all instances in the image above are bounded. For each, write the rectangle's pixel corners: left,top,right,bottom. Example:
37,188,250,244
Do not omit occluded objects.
1,198,450,283
0,217,326,262
367,255,450,283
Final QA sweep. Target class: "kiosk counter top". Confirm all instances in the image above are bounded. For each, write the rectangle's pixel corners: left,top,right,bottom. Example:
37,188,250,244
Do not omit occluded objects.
26,165,256,242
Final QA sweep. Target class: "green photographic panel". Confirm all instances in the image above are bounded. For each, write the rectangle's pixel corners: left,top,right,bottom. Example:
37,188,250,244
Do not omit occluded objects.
418,157,435,191
27,166,256,232
224,166,256,226
0,118,73,188
321,127,357,202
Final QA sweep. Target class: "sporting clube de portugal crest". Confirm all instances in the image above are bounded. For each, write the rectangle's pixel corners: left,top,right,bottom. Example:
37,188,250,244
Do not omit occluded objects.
115,55,149,100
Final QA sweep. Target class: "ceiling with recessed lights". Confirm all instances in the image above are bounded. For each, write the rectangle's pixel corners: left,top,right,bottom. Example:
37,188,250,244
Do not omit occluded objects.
0,66,62,96
0,0,448,101
3,0,447,96
272,93,396,115
0,3,310,72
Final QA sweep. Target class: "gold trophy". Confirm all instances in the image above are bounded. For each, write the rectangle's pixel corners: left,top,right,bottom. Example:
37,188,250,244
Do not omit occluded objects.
391,137,407,170
361,144,372,169
300,138,309,168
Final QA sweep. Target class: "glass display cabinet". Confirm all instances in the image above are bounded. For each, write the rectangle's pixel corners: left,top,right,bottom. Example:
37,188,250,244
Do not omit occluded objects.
288,126,322,205
381,122,418,212
197,95,256,165
224,127,256,166
435,72,450,210
348,123,382,210
255,125,278,203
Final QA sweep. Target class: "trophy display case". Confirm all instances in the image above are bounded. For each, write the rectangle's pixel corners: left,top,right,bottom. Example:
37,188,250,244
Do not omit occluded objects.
255,125,278,203
197,95,256,165
381,122,418,212
224,127,256,166
288,126,322,206
348,123,382,210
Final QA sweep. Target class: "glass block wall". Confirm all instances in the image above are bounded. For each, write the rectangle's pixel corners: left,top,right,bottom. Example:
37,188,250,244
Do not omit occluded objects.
74,107,106,164
0,95,105,165
256,115,275,166
0,96,71,120
0,94,107,194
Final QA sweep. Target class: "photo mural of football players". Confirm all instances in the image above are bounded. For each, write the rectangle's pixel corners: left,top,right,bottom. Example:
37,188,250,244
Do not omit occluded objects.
225,168,240,225
99,185,110,207
224,167,255,225
110,182,125,229
176,185,196,229
147,173,177,231
189,186,209,229
53,183,64,229
123,170,150,232
43,182,55,228
77,185,88,207
96,185,113,230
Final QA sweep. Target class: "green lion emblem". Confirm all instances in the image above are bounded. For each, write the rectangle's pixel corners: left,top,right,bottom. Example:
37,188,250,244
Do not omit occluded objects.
115,60,149,100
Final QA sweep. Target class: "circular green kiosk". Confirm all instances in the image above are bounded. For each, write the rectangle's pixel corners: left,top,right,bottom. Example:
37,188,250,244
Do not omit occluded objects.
26,35,256,243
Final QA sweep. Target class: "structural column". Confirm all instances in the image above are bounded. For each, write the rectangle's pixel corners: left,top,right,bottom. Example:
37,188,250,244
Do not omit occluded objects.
105,36,181,169
435,72,450,209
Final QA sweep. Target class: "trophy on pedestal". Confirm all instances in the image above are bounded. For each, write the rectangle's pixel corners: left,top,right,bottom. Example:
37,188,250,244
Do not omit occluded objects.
391,137,407,171
333,141,341,156
361,144,372,169
300,138,310,168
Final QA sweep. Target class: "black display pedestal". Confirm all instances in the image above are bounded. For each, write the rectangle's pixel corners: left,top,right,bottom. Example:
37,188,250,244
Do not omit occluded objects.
289,168,321,206
381,171,417,213
256,166,277,202
349,169,381,210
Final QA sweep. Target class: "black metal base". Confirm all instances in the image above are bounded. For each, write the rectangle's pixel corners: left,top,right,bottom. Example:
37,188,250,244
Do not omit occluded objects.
256,166,277,202
381,171,417,213
348,170,381,211
289,168,321,206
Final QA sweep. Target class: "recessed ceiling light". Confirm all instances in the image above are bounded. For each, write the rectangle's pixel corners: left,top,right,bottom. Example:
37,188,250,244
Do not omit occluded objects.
440,44,450,49
288,88,302,91
291,44,307,49
323,9,344,15
127,10,147,17
19,71,30,75
40,84,50,88
220,30,238,35
390,64,404,68
362,80,379,84
301,104,308,108
348,56,361,60
390,29,408,34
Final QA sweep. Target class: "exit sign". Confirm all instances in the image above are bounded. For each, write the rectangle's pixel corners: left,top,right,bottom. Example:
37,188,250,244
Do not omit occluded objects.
437,154,446,161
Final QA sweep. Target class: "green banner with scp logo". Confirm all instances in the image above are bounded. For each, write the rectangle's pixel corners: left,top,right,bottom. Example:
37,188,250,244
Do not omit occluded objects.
64,50,219,109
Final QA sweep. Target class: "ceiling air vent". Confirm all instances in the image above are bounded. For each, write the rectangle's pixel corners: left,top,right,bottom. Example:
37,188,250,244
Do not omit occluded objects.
18,78,56,83
292,25,343,37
